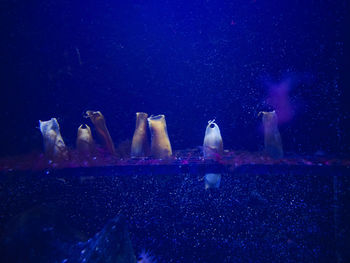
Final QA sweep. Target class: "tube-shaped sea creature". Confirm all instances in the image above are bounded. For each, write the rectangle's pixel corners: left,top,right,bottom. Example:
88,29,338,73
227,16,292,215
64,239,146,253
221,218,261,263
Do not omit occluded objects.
147,114,172,158
76,124,95,155
203,119,223,159
204,173,222,189
39,118,68,160
131,112,149,158
259,110,283,158
85,110,116,155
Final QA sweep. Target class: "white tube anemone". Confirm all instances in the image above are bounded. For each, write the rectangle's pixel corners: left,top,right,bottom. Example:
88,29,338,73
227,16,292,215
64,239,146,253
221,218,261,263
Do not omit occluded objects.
203,119,223,159
204,173,222,189
39,118,68,160
131,112,149,158
85,110,116,155
259,110,283,158
147,114,172,158
76,124,95,155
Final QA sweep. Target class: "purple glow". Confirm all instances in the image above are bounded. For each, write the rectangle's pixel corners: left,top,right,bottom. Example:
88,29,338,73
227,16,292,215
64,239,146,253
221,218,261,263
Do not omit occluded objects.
266,78,294,124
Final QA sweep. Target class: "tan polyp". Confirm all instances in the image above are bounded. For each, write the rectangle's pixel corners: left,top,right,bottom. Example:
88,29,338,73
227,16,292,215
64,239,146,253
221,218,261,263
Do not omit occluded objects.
148,114,172,158
131,112,149,158
85,110,116,155
76,124,95,154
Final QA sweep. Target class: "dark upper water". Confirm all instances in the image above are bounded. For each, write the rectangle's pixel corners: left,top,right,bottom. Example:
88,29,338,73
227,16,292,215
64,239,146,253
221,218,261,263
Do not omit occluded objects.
0,0,349,157
0,0,349,262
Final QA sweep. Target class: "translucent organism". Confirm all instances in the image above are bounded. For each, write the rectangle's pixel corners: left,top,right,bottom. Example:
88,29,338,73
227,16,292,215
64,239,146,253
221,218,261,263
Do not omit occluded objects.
203,119,223,189
39,118,68,160
259,110,283,158
203,119,223,159
204,173,222,189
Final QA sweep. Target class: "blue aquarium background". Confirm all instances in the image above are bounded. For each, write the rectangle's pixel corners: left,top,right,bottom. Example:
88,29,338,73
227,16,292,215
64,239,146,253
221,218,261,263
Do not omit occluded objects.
0,0,349,156
0,0,349,262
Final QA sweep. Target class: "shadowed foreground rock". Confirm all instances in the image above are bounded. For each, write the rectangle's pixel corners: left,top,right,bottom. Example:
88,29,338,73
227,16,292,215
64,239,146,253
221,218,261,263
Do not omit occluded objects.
0,205,137,263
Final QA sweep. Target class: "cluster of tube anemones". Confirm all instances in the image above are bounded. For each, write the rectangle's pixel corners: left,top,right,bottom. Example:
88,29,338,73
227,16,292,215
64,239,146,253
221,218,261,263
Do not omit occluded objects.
39,111,173,161
39,110,283,163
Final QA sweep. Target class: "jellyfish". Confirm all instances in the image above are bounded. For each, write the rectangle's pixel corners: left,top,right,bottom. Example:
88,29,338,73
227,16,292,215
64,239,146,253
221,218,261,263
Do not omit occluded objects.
39,118,68,160
147,115,172,158
131,112,149,158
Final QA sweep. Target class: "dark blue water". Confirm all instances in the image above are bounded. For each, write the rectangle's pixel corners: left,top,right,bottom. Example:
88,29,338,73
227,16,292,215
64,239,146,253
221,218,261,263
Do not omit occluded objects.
0,0,348,156
0,0,349,262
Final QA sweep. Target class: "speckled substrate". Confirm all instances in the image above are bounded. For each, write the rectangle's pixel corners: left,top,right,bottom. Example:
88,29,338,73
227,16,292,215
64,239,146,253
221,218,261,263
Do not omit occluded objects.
0,151,349,262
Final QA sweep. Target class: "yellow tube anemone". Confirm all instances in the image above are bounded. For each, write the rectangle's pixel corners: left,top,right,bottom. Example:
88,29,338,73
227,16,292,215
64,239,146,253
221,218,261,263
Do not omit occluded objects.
85,110,116,155
39,118,68,160
76,124,95,155
147,115,172,158
259,110,283,158
131,112,149,158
